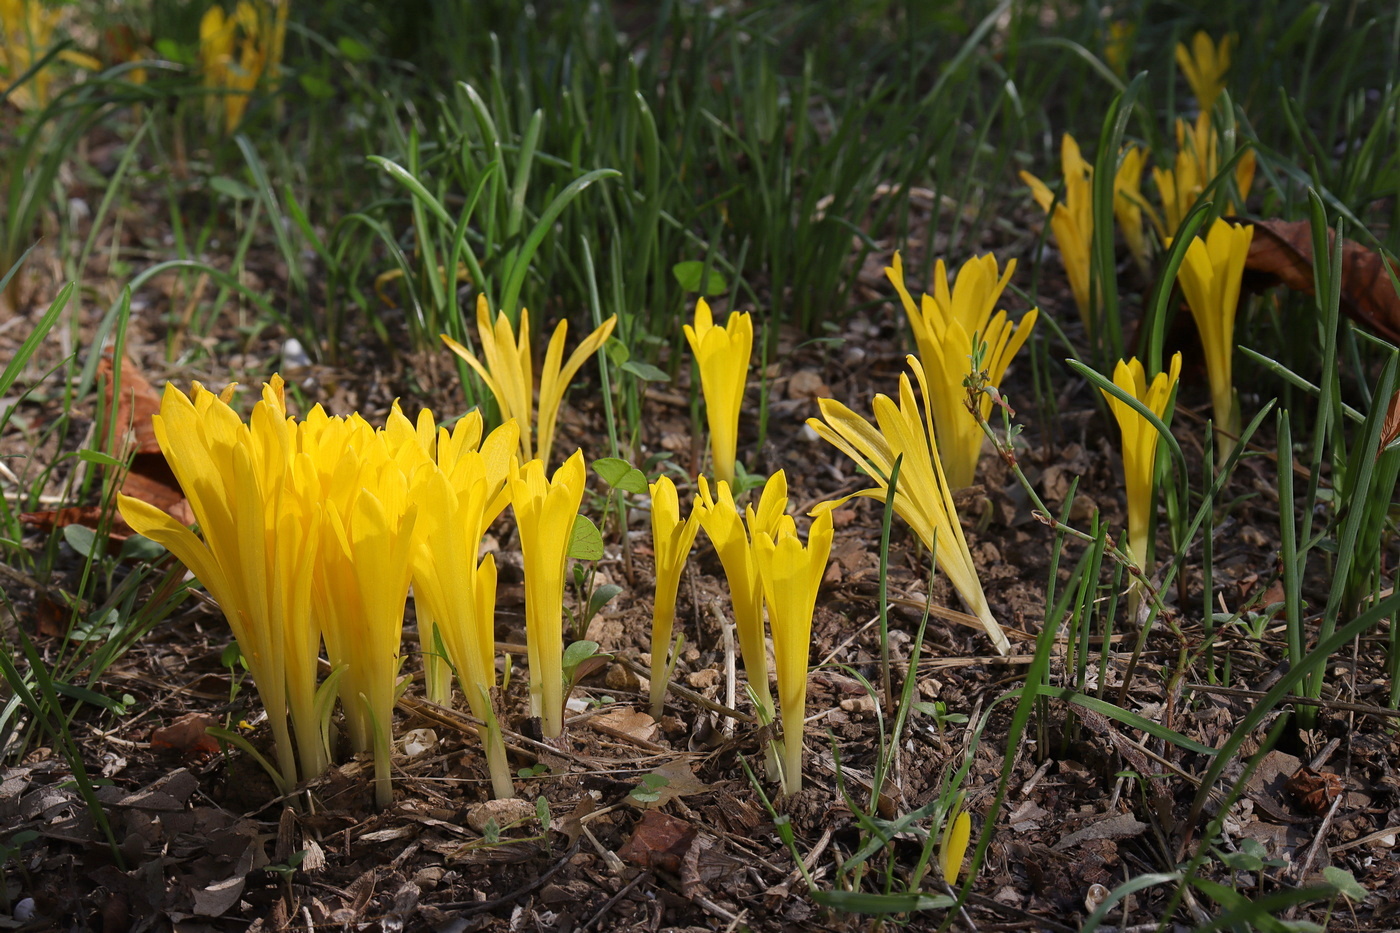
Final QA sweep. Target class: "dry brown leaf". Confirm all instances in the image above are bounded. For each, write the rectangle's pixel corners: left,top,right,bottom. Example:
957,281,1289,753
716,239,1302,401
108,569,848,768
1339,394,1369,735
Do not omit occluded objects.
618,810,696,872
1237,218,1400,344
149,712,221,761
21,354,189,540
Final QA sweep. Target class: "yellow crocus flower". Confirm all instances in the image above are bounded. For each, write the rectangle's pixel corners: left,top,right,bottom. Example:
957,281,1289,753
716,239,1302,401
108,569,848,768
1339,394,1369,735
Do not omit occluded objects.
312,420,420,809
939,800,972,884
1104,20,1134,77
684,299,753,486
695,471,786,725
886,252,1038,490
1176,31,1234,115
1174,218,1254,462
117,377,324,791
410,416,519,798
1113,144,1155,277
753,508,833,796
1152,113,1255,238
1102,353,1183,573
198,0,289,134
1020,135,1095,330
647,475,701,718
509,449,587,738
808,357,1010,655
442,295,617,468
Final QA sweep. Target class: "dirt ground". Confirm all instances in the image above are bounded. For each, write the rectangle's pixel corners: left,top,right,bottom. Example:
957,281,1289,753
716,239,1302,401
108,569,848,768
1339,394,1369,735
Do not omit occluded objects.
2,184,1399,932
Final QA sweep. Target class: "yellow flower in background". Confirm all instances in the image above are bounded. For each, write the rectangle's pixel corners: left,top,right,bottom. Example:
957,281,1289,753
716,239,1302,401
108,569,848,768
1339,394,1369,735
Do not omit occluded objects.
1102,353,1182,573
1020,135,1094,329
684,299,753,486
695,471,787,728
887,252,1038,490
1104,20,1135,77
647,475,701,718
1176,31,1234,114
509,449,587,738
1113,144,1155,277
753,508,833,796
198,0,289,134
117,377,324,792
808,356,1010,656
1175,218,1254,462
0,0,102,111
410,416,519,798
1152,113,1256,238
442,295,617,468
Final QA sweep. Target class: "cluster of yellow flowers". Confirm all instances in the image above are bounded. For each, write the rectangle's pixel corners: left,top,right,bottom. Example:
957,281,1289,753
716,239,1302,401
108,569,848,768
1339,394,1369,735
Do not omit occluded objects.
0,0,102,111
198,0,288,134
119,298,617,807
1018,32,1258,584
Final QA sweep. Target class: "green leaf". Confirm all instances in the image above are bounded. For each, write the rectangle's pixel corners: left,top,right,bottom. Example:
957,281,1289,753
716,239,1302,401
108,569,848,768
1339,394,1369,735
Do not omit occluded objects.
63,524,101,560
592,458,648,494
671,260,728,295
77,449,124,468
588,584,624,619
604,336,630,366
568,514,603,560
1322,866,1369,902
562,640,600,668
209,176,254,201
298,73,334,99
620,360,670,383
336,36,373,62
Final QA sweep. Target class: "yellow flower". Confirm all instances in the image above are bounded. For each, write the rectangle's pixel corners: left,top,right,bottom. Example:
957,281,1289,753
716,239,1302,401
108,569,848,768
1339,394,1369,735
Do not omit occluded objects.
1175,219,1254,461
509,449,587,738
1104,20,1134,77
1102,354,1183,572
753,508,833,796
1176,31,1234,115
1020,135,1095,329
695,471,787,724
1151,113,1256,238
117,377,324,792
683,299,753,486
886,252,1038,490
808,356,1009,655
410,415,518,797
1113,144,1155,277
310,414,420,809
198,0,289,134
442,295,617,469
939,800,972,885
647,475,701,718
0,0,100,111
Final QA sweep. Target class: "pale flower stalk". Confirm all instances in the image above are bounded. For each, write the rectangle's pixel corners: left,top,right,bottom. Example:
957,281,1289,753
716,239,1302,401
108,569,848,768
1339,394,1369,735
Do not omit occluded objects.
808,356,1010,655
1102,353,1183,575
1020,135,1095,330
509,449,588,738
1174,218,1255,462
442,295,617,468
886,251,1038,490
647,476,701,718
684,299,753,486
753,509,833,796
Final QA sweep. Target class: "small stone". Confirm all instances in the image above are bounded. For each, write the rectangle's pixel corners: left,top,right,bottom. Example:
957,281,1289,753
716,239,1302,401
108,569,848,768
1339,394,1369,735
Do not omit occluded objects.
840,695,877,714
606,663,644,692
685,669,720,690
465,798,537,834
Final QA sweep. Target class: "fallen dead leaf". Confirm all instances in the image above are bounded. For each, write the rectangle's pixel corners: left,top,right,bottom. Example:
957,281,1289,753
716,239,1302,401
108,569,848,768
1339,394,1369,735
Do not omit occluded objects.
1237,217,1400,344
618,809,696,872
149,714,221,761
